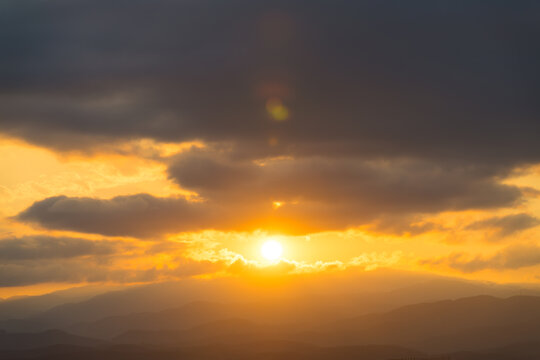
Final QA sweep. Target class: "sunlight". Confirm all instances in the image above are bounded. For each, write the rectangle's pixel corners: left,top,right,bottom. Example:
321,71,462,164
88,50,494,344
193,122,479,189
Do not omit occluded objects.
261,240,283,261
272,201,284,209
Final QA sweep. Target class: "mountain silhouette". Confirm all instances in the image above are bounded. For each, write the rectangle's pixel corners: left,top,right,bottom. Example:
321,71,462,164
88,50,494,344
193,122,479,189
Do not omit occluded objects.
0,329,106,351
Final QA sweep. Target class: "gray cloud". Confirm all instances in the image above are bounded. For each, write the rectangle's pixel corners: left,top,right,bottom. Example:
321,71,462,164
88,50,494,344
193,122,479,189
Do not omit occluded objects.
0,0,539,168
0,235,144,287
15,194,222,238
421,244,540,273
0,236,127,261
466,213,540,239
0,234,228,286
366,215,443,236
168,151,523,233
168,152,522,212
15,154,524,237
4,0,540,237
0,255,237,287
0,261,159,287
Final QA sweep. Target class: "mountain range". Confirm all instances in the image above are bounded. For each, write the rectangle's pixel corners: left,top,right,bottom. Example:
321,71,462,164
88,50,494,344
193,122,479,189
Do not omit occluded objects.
1,272,540,359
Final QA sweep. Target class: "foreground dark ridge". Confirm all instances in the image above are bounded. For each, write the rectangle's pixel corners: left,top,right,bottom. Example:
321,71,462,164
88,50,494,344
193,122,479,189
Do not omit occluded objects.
1,295,540,359
2,341,540,360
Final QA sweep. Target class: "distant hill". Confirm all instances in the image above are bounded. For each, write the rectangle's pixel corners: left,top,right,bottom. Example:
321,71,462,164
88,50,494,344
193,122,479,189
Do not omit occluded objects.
113,318,284,345
66,283,528,340
3,295,540,358
0,329,106,351
450,341,540,360
332,295,540,352
4,339,540,360
0,341,425,360
0,285,121,320
111,295,540,354
70,302,248,339
67,297,379,339
2,269,536,334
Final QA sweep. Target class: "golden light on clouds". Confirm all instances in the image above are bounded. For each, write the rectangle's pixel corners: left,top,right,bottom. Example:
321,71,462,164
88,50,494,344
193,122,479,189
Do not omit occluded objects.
0,137,194,215
1,131,540,297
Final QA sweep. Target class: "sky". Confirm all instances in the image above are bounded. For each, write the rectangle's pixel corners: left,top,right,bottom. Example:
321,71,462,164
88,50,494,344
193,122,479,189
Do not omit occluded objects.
1,0,540,297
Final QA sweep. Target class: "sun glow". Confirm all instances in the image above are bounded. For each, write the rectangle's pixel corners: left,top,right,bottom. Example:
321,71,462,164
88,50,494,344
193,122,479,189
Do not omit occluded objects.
261,240,283,261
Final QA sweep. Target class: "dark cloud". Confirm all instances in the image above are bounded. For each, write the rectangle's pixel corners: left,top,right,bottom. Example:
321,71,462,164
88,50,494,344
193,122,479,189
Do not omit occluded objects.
16,154,524,236
0,235,143,287
420,244,540,273
15,194,221,238
0,236,127,261
0,0,539,167
0,234,229,286
168,151,522,211
0,255,299,287
0,261,162,287
366,215,443,236
14,192,343,236
466,213,540,239
4,0,540,236
0,252,246,287
168,151,523,234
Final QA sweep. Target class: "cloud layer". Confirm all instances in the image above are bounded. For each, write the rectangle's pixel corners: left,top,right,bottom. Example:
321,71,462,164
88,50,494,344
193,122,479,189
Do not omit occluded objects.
0,236,125,261
16,195,216,237
466,213,540,239
421,244,540,273
17,154,526,236
2,0,540,289
0,0,539,166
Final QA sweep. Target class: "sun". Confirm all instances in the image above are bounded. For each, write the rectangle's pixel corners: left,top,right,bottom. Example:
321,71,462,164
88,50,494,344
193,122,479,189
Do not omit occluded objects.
261,240,283,261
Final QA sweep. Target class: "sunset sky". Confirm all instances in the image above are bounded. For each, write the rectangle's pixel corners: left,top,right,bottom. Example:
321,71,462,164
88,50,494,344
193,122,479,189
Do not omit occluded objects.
1,0,540,298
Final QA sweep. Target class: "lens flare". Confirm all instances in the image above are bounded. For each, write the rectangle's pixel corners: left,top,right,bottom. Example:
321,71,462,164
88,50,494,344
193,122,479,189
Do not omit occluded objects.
266,98,289,121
